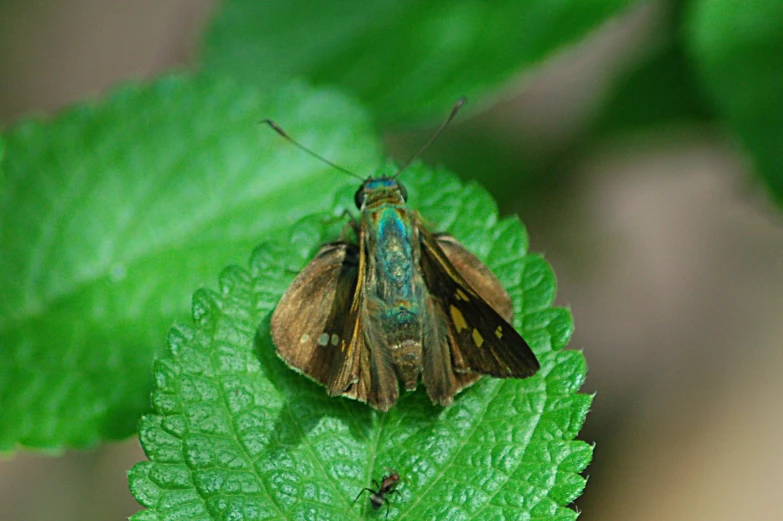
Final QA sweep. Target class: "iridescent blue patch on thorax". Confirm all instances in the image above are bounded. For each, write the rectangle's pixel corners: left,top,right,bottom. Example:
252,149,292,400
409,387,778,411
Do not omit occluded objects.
376,207,415,297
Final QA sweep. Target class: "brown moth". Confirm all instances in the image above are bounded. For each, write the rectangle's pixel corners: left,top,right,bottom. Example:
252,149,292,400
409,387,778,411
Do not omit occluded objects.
268,100,540,411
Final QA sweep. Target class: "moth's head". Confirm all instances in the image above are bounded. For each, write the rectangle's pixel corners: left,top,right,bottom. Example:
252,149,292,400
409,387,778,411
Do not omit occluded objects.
354,176,408,209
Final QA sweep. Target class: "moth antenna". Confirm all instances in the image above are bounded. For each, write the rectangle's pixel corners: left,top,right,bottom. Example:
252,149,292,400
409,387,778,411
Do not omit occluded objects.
393,96,466,179
262,119,365,181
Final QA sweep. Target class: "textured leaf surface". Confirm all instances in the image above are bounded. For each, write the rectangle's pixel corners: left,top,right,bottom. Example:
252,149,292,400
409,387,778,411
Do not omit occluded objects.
201,0,635,125
129,164,591,520
686,0,783,205
0,75,381,449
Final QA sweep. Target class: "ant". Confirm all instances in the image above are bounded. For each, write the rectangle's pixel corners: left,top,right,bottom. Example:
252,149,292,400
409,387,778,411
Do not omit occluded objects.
353,468,402,518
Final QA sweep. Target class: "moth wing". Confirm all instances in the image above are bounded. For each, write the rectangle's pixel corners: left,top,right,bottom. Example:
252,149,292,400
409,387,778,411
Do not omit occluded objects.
418,227,540,378
271,242,361,392
340,307,400,412
419,290,478,406
433,234,513,322
325,230,368,396
338,228,400,411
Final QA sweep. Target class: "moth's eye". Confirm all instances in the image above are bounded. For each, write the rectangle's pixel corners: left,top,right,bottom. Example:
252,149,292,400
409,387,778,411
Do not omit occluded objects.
397,182,408,202
354,186,365,209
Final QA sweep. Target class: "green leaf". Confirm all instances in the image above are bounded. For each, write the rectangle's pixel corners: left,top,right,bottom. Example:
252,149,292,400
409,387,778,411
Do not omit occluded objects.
0,74,381,450
129,164,591,520
201,0,636,125
686,0,783,205
593,41,714,137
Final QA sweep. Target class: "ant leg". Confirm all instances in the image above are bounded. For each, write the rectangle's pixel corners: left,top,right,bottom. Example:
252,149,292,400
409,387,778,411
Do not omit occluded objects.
352,488,374,505
385,489,402,518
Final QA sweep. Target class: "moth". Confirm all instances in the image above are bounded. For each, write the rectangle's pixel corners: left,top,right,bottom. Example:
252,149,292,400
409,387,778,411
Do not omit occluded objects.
268,99,540,412
353,468,402,518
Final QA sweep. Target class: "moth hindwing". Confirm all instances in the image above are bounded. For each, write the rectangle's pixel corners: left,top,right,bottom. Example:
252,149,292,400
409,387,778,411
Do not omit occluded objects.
271,175,540,411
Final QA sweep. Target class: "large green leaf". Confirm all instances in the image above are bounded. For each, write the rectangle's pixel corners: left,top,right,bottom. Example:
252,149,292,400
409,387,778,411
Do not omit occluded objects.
201,0,636,125
129,164,591,520
686,0,783,205
0,75,381,450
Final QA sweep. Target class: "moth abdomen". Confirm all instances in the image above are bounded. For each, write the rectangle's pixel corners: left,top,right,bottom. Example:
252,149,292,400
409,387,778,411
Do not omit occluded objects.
389,340,422,391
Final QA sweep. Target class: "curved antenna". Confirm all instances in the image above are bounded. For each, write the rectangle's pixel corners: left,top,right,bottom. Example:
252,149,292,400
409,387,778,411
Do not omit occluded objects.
393,96,466,179
262,119,365,181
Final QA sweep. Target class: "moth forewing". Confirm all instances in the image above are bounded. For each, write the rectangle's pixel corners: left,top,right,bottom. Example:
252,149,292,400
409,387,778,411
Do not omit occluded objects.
358,303,400,410
418,224,540,379
271,242,359,386
431,233,514,321
420,291,461,406
328,223,400,412
323,229,367,397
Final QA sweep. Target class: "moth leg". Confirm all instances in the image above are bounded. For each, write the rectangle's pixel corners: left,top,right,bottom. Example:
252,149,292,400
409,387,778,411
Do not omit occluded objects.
334,210,361,242
340,223,361,244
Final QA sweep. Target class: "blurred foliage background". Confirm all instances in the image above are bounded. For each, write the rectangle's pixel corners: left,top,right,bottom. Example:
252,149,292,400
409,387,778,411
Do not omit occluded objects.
1,0,782,520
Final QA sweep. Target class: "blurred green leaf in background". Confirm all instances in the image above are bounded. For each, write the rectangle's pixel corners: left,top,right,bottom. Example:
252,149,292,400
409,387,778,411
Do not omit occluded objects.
202,0,636,126
686,0,783,205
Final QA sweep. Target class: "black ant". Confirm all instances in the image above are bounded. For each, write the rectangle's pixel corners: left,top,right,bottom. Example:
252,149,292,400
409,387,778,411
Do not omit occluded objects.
353,468,402,518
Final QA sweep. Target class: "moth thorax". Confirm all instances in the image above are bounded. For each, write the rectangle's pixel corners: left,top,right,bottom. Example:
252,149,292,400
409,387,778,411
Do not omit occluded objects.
363,187,405,208
390,339,422,391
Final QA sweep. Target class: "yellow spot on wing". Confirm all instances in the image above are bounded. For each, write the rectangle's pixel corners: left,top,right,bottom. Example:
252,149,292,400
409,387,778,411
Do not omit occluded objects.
450,305,467,332
455,289,469,301
495,326,503,339
472,328,484,347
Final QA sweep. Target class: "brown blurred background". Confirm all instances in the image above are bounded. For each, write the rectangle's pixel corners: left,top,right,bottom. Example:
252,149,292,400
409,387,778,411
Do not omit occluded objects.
1,1,782,520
